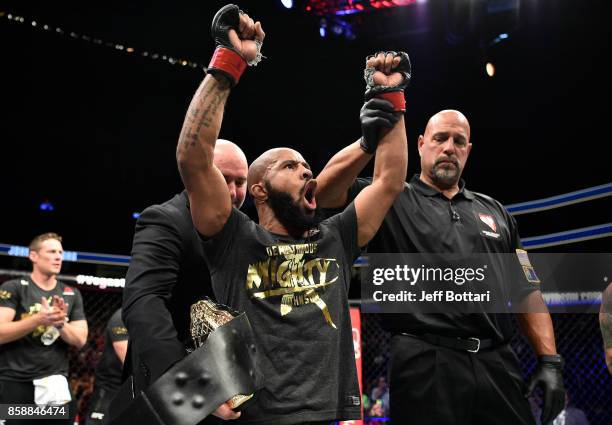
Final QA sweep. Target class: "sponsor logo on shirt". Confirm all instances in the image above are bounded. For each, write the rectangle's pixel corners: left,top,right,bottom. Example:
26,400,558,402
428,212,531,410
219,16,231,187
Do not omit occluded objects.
478,213,501,239
246,242,340,328
20,279,29,286
0,290,12,300
62,286,75,296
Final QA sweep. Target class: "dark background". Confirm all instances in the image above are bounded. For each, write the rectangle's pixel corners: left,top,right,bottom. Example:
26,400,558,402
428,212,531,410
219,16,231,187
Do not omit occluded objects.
1,0,610,254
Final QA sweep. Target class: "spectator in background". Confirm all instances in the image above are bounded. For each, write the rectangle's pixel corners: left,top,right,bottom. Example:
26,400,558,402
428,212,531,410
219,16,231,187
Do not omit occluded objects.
369,376,389,417
370,376,388,402
530,393,590,425
84,308,128,425
0,233,88,425
552,393,590,425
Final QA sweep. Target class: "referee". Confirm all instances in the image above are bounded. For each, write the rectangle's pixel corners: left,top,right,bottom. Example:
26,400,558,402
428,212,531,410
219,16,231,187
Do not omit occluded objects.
316,110,566,425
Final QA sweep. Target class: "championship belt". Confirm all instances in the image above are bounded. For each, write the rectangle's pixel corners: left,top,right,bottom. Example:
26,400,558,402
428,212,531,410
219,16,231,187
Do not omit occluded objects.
189,298,254,409
108,299,263,425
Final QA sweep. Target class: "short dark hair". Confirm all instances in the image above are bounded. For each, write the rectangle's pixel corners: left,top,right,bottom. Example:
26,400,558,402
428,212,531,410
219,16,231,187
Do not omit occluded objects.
29,233,63,252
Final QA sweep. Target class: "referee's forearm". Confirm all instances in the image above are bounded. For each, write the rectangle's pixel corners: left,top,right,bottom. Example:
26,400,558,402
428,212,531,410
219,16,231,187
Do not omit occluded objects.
516,292,557,355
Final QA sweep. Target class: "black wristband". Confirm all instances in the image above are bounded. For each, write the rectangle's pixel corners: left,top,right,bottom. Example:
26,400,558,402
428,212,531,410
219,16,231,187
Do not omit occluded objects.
539,354,564,365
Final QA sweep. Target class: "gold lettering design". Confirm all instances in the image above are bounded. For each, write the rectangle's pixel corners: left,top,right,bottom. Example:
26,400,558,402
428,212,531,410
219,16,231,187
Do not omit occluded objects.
246,243,340,328
22,299,52,337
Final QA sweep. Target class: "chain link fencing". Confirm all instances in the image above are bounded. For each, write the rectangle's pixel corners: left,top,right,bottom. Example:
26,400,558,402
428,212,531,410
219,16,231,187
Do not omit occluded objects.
1,269,610,424
361,313,611,425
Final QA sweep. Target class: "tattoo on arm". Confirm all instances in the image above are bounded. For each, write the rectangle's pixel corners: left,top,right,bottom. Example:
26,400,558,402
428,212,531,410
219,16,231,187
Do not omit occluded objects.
179,77,231,151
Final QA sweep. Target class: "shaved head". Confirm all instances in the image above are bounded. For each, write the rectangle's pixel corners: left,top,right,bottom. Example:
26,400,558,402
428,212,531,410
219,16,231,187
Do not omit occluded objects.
424,110,471,140
247,147,303,194
247,147,319,236
418,109,472,192
214,139,247,166
213,139,249,208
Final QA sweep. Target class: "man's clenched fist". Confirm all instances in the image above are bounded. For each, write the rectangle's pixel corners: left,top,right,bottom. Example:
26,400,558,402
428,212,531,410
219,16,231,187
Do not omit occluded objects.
208,4,265,86
364,51,411,111
228,12,265,64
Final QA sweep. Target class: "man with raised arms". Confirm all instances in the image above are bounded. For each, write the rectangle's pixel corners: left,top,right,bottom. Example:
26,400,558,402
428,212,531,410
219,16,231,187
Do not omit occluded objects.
175,5,409,424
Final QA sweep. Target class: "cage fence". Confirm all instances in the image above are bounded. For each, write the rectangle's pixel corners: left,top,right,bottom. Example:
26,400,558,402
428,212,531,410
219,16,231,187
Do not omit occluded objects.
1,269,610,424
361,313,612,425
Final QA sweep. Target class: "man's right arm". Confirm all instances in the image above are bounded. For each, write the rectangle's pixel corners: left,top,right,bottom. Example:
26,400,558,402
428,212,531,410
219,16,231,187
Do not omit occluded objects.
0,307,37,344
176,73,233,237
176,8,264,238
0,287,65,345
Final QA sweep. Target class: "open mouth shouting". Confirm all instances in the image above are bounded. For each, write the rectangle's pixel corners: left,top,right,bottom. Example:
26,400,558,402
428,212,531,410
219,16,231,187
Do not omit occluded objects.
301,180,318,211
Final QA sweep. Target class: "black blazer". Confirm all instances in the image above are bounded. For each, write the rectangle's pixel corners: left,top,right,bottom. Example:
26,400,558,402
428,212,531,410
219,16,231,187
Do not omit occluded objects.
122,191,215,391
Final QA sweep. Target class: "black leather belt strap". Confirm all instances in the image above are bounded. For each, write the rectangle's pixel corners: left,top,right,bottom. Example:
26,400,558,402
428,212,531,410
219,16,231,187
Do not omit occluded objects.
109,313,263,425
401,332,496,353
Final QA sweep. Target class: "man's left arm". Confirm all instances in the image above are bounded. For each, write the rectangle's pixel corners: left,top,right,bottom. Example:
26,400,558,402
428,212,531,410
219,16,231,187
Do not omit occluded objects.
58,290,88,349
59,320,88,349
509,214,565,425
516,292,557,355
108,310,129,365
353,52,410,247
317,82,405,209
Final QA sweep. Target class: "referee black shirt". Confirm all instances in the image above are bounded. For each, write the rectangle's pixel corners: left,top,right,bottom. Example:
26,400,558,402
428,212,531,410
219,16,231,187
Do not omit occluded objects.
348,175,540,343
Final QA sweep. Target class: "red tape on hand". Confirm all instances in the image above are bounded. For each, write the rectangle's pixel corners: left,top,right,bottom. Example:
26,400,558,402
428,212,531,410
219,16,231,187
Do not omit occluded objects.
376,91,406,112
208,47,247,85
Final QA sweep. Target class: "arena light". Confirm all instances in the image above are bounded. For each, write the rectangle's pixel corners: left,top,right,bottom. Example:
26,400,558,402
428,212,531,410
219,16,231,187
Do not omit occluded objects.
0,10,207,71
490,32,510,45
40,200,54,211
318,17,355,40
281,0,294,8
486,62,495,77
305,0,417,16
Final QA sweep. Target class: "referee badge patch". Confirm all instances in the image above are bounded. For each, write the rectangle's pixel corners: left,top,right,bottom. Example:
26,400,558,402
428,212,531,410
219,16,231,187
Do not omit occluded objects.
477,212,501,239
516,249,540,284
479,213,497,232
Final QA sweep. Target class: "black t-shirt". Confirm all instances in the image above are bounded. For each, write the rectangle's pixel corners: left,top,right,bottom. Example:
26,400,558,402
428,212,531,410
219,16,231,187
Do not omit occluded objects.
0,276,86,381
201,204,362,425
94,309,128,392
349,175,540,341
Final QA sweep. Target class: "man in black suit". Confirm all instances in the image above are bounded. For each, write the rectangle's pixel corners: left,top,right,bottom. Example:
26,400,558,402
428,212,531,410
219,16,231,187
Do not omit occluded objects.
121,139,248,421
